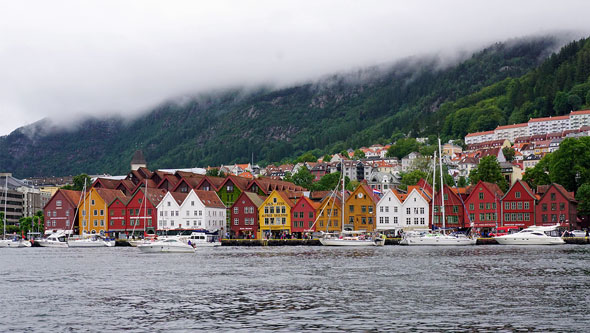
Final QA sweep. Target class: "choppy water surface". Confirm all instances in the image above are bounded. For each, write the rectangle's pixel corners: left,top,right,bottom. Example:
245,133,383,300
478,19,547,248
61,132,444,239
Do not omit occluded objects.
1,245,589,332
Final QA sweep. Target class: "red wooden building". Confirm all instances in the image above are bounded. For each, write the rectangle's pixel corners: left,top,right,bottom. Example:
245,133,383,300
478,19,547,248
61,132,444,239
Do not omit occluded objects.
124,187,165,237
433,184,466,228
501,179,536,227
465,181,503,230
230,191,265,238
108,195,129,239
535,183,578,228
43,189,82,234
291,196,320,237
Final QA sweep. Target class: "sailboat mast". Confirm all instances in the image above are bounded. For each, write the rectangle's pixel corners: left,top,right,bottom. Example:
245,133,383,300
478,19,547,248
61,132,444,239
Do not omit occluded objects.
341,161,345,233
144,178,148,235
431,152,436,230
438,138,445,230
3,175,7,239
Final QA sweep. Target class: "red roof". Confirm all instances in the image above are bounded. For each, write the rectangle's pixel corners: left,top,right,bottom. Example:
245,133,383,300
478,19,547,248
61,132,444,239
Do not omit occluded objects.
60,189,83,207
194,190,226,209
528,115,569,123
465,130,495,137
570,110,590,115
496,123,527,130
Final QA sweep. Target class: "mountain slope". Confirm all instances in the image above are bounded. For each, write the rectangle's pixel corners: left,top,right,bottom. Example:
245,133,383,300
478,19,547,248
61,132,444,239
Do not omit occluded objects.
0,36,564,178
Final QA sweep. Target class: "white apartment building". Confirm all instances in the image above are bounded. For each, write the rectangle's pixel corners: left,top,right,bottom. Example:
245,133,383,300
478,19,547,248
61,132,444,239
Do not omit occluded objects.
465,130,496,145
568,110,590,129
376,187,431,233
494,123,529,143
527,115,570,135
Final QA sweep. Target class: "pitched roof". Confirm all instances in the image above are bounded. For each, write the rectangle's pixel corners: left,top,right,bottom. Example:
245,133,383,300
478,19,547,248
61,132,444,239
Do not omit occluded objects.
131,150,146,164
95,188,127,205
496,123,527,130
295,196,321,210
241,191,266,208
551,183,576,202
92,177,120,189
274,191,296,207
60,189,83,207
219,175,251,192
194,190,226,209
528,115,569,123
169,192,189,205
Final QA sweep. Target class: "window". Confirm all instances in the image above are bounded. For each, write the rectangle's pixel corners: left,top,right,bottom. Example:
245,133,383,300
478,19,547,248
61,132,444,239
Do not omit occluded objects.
479,193,484,200
479,203,484,210
379,216,384,224
480,213,485,221
394,207,398,213
486,203,490,210
550,193,556,201
453,206,458,213
281,206,286,214
560,203,565,210
469,203,474,210
444,194,448,201
515,192,521,198
368,217,373,224
384,217,389,224
349,205,354,213
504,202,509,210
94,220,98,227
234,218,239,225
414,218,419,225
380,206,383,213
406,218,411,225
551,203,556,211
524,213,530,221
234,207,239,214
504,213,510,221
420,207,424,214
264,207,269,214
361,206,367,213
227,185,234,193
420,218,425,225
91,199,95,205
361,217,366,224
309,212,313,218
511,202,516,209
385,206,389,213
394,217,398,224
517,202,522,210
542,214,548,222
56,200,62,207
93,209,98,216
100,220,104,226
406,208,411,215
470,213,475,221
524,202,529,210
368,206,373,214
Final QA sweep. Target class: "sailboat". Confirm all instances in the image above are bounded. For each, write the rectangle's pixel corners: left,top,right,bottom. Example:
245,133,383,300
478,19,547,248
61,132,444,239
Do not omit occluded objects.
67,179,113,247
0,175,31,248
129,179,156,247
318,162,385,246
400,138,476,246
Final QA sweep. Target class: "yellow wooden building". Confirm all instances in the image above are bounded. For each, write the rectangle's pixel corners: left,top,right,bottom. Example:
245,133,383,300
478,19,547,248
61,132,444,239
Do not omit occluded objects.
78,188,125,235
258,190,295,239
315,193,347,233
345,184,378,232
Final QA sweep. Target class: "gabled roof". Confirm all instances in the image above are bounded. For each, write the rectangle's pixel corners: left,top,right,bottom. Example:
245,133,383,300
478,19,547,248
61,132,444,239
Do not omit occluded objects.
46,189,83,210
194,190,226,209
407,185,432,202
294,196,321,211
466,180,503,202
540,183,576,203
129,187,167,207
131,150,146,164
502,179,536,201
274,191,296,208
197,176,225,191
156,174,180,189
169,192,189,205
248,177,306,194
171,175,205,192
218,175,250,192
92,178,120,189
240,191,266,208
94,188,127,206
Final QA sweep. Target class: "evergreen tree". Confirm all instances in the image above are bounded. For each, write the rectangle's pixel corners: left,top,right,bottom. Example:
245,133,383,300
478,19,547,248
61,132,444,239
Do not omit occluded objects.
469,156,508,191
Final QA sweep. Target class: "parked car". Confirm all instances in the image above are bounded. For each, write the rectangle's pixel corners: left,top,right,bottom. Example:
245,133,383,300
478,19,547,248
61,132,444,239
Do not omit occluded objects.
571,230,587,237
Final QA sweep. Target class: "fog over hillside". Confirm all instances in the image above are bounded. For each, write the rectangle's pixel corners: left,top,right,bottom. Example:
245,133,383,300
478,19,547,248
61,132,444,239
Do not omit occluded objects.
2,1,590,135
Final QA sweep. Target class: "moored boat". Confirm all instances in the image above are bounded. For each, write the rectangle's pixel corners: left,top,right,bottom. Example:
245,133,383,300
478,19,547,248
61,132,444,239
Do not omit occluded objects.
0,236,32,248
67,233,114,247
400,230,476,246
319,231,384,246
494,225,565,245
37,230,69,248
137,238,195,253
181,231,222,247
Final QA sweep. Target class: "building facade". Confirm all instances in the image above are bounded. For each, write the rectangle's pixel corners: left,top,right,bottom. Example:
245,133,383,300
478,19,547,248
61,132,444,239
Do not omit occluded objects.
501,180,536,228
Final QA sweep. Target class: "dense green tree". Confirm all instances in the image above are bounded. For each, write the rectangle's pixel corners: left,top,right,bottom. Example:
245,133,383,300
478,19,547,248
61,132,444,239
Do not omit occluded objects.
553,91,569,114
522,154,552,189
502,147,516,162
206,169,226,177
575,183,590,216
290,167,314,190
548,137,590,192
353,149,366,159
399,170,428,190
457,176,467,188
61,174,93,191
468,156,509,191
294,152,318,163
312,172,349,192
386,138,420,159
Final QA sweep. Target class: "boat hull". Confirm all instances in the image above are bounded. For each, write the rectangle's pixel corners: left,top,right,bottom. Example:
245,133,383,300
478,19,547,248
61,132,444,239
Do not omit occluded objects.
401,235,476,246
319,238,383,246
0,239,31,248
138,244,195,253
37,240,69,248
494,236,565,245
67,240,111,247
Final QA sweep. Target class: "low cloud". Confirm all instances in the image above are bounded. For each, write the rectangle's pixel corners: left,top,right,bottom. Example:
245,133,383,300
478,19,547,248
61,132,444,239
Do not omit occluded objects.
1,0,590,135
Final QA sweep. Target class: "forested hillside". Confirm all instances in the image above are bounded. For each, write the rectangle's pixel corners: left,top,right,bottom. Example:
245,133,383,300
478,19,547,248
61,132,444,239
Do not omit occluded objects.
0,36,572,178
439,37,590,139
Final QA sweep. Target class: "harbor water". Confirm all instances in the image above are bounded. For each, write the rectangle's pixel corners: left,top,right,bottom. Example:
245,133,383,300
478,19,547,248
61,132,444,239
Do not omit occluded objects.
1,245,589,332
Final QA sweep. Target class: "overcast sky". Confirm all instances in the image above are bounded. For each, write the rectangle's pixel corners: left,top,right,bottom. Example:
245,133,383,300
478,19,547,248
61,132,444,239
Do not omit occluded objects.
1,1,590,135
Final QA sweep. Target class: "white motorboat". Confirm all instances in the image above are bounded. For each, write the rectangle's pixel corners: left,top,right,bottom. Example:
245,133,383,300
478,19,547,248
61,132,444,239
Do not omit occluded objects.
67,234,114,247
319,231,385,246
137,238,195,253
37,231,69,248
494,225,565,245
0,237,32,248
400,230,476,246
182,232,222,247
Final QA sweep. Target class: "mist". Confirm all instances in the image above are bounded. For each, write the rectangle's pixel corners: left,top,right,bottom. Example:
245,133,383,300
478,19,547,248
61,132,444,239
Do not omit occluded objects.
2,0,590,135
